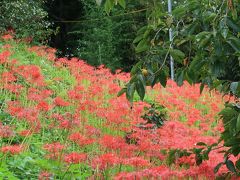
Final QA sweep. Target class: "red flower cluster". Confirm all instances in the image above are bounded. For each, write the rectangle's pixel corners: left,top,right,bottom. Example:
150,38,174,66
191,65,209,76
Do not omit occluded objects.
64,152,87,164
1,145,24,155
92,153,120,170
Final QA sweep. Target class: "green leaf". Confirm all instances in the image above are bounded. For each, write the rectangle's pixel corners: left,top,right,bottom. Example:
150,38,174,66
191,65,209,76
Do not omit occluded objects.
96,0,102,6
136,80,145,101
230,82,239,95
236,159,240,170
118,0,126,9
136,39,149,53
169,49,185,63
227,37,240,52
176,70,184,86
195,154,203,165
232,9,238,21
226,18,240,32
126,83,136,102
214,162,223,173
130,61,142,76
196,142,207,146
104,0,114,14
159,70,167,87
117,87,126,97
199,34,212,48
226,160,237,173
172,5,187,18
133,34,144,44
236,113,240,132
139,73,146,85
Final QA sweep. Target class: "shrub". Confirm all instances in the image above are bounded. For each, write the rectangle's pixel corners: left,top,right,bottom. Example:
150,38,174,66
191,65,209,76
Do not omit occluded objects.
0,0,53,43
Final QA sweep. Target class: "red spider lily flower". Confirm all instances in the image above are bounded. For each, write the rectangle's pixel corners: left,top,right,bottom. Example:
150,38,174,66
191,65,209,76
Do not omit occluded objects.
2,44,12,49
28,46,56,61
27,88,53,102
0,123,14,138
64,152,87,164
99,135,126,150
91,153,121,170
40,89,53,99
14,65,45,86
1,34,13,40
68,132,95,146
43,142,65,153
85,125,101,137
36,101,51,112
3,83,23,95
54,97,70,107
18,130,32,137
43,142,65,160
1,145,24,155
38,171,52,180
27,87,42,101
115,166,174,180
6,101,23,116
176,154,195,166
0,50,11,64
67,86,85,100
122,157,150,168
1,71,17,83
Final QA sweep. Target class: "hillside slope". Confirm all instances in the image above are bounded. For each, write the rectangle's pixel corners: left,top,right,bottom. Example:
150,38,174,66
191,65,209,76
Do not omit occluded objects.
0,37,236,179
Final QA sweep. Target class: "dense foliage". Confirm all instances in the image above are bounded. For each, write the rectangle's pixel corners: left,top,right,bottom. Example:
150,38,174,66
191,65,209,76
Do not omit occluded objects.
69,1,136,71
104,0,240,175
47,0,144,71
0,0,53,42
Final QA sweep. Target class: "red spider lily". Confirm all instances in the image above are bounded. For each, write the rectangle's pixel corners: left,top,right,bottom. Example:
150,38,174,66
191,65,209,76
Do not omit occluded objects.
114,166,172,180
43,142,65,160
28,46,56,61
0,50,11,64
122,157,150,168
0,123,14,138
1,34,13,40
85,125,101,137
68,86,85,100
36,101,51,112
1,71,17,83
64,152,87,164
68,132,95,146
18,130,32,137
91,153,121,170
14,65,45,86
6,101,23,116
3,83,23,95
58,119,80,129
176,154,195,166
27,88,53,102
2,44,12,49
43,142,65,153
99,135,126,150
1,145,24,155
54,97,70,107
38,171,52,180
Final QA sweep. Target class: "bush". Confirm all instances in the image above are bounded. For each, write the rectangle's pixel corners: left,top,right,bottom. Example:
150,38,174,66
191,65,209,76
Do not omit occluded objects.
0,0,53,43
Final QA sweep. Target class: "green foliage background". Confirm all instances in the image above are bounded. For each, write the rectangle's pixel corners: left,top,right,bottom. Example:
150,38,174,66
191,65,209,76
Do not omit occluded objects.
0,0,53,43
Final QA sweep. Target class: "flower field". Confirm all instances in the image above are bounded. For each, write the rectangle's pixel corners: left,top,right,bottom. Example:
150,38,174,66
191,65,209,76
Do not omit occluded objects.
0,37,237,179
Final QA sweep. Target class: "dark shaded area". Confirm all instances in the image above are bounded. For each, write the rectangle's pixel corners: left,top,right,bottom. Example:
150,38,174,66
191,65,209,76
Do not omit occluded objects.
44,0,146,71
45,0,83,56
